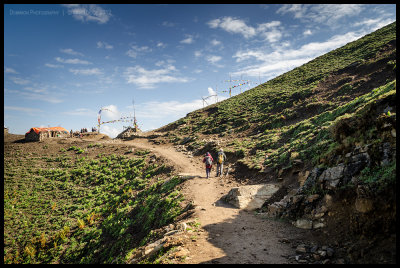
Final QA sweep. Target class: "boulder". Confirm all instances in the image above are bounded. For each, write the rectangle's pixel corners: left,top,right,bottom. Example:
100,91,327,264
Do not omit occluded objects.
301,167,325,193
296,244,308,254
344,152,370,179
293,218,313,229
224,184,280,211
313,221,326,229
318,164,345,190
266,189,298,218
144,237,167,257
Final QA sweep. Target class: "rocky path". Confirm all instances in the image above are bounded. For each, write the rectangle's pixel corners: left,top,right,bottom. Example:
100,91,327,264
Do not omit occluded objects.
119,137,318,264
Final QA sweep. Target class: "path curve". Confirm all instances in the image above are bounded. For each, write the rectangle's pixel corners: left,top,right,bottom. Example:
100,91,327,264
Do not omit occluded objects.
112,137,315,264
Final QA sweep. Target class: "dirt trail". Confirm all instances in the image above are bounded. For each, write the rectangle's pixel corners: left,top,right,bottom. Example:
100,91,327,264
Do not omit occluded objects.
112,137,317,264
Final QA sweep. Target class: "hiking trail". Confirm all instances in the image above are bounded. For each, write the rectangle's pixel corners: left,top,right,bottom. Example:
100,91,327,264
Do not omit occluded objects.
108,136,324,264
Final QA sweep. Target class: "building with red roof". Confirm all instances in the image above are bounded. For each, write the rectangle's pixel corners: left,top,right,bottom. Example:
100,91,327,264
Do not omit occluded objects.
25,127,69,142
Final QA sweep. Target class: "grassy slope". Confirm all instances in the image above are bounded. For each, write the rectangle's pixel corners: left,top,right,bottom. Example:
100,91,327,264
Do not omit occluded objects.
4,22,396,264
158,22,396,173
4,143,186,264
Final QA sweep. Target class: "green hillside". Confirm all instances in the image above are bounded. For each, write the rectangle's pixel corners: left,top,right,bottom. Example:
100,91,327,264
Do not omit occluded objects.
4,141,187,264
157,21,396,175
4,21,396,264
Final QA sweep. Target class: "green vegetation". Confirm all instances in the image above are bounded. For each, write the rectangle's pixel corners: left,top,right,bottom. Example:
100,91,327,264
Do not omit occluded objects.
67,145,85,154
359,160,396,192
4,144,186,264
161,22,396,173
4,22,396,264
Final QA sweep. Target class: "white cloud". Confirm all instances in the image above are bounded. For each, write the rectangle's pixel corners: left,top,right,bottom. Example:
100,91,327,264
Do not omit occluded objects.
298,31,362,56
128,84,229,131
208,87,216,96
5,67,18,74
162,21,175,27
256,21,283,43
97,41,113,49
10,76,30,85
303,29,312,36
353,18,381,27
208,17,256,39
5,106,43,113
156,42,166,48
205,55,224,68
235,58,313,79
310,4,364,25
60,48,84,56
232,30,365,79
210,39,221,46
62,4,111,24
137,100,203,120
259,20,281,29
55,57,92,65
353,17,395,32
6,82,63,104
207,55,222,64
193,69,203,74
207,18,220,28
180,35,195,44
207,87,228,102
155,61,165,67
4,77,63,103
95,105,125,137
276,4,307,19
20,91,63,103
126,50,138,59
207,17,283,42
136,88,227,129
100,104,121,120
126,45,152,58
24,86,47,93
233,50,266,62
69,68,103,75
194,50,202,57
45,63,64,68
63,108,97,117
124,65,189,89
100,125,121,138
277,4,364,25
260,28,283,43
235,31,364,63
206,55,224,68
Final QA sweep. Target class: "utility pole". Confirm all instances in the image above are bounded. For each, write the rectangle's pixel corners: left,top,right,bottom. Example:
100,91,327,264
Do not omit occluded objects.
97,107,102,133
240,74,243,93
202,97,207,107
132,98,138,132
229,73,232,97
215,84,218,103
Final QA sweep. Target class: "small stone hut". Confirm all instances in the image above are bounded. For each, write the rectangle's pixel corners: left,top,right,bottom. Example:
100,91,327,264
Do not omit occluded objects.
25,127,69,142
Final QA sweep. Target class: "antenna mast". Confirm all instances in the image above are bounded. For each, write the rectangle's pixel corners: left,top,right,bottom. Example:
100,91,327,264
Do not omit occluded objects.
132,98,138,131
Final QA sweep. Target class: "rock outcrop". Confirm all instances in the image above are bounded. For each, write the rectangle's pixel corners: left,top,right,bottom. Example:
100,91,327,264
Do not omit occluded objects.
223,184,280,211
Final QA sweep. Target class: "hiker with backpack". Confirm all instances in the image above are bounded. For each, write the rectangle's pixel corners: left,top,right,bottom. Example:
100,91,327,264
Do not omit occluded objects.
203,152,213,179
216,148,227,177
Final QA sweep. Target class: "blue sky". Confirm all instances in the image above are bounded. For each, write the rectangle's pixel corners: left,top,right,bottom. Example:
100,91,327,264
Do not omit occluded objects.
4,4,396,137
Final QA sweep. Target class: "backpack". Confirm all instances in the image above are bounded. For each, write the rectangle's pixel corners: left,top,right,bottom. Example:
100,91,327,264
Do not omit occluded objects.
218,153,224,164
205,155,212,166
